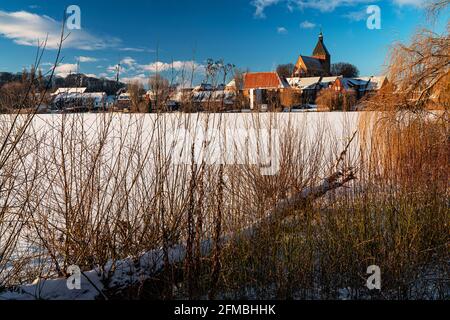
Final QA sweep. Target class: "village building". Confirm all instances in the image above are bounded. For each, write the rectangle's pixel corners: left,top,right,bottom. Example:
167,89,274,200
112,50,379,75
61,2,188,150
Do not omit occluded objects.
51,87,108,112
331,76,388,99
116,92,131,110
293,32,331,77
287,76,339,104
160,83,238,112
286,75,388,106
190,83,236,111
191,89,236,111
243,72,289,110
225,79,238,92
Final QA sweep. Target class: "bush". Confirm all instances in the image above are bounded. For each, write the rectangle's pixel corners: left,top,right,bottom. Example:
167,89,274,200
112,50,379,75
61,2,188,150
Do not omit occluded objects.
316,88,357,111
280,89,303,108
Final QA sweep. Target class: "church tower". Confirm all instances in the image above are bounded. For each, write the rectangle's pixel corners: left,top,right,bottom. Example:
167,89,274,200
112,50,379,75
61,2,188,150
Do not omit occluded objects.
312,32,331,76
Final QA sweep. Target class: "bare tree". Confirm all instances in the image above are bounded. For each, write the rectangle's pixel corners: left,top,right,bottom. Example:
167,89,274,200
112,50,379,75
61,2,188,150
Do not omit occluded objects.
384,27,449,110
148,74,170,111
276,63,295,79
331,62,360,78
426,0,450,19
128,81,147,113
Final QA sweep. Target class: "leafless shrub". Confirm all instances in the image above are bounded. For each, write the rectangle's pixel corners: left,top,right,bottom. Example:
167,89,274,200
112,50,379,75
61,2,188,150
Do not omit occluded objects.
128,81,148,113
280,89,302,109
316,88,357,111
0,14,68,288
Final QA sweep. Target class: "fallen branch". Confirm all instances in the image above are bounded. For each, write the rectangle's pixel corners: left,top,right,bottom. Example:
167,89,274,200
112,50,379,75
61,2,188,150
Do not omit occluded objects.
104,166,356,295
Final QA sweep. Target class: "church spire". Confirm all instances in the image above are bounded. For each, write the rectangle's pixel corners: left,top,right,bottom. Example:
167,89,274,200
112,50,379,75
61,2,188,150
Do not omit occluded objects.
312,30,331,76
312,30,330,58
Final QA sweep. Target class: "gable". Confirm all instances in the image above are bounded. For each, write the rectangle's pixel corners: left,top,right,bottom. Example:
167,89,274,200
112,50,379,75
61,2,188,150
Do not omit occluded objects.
243,72,286,89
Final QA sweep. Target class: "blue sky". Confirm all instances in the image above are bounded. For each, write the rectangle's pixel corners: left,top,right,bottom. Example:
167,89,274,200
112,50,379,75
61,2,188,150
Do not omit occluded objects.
0,0,447,84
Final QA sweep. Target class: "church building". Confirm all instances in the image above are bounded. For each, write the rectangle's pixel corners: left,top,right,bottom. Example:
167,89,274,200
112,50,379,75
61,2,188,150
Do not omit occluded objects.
293,32,331,77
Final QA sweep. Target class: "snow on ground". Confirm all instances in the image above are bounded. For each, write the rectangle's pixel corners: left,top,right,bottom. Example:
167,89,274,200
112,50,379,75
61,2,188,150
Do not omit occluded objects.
1,270,104,300
0,112,362,300
0,240,214,300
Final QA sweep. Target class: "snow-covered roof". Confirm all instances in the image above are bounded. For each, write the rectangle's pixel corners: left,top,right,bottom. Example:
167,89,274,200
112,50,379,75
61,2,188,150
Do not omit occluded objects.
337,76,387,91
52,87,87,95
85,92,106,97
226,79,236,88
193,83,214,92
118,93,131,101
81,92,106,99
288,76,387,92
354,76,387,90
287,77,321,90
192,90,236,104
320,76,339,84
53,92,106,103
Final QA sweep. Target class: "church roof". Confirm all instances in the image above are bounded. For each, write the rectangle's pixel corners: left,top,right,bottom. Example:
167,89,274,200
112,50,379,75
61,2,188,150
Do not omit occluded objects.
312,32,330,57
298,56,326,72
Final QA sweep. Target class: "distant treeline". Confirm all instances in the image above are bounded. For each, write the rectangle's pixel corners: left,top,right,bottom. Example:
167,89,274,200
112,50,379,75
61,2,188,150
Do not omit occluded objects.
0,71,126,96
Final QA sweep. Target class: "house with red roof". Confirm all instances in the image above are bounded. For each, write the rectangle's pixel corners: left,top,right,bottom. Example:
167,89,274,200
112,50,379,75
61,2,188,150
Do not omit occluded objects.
242,72,289,110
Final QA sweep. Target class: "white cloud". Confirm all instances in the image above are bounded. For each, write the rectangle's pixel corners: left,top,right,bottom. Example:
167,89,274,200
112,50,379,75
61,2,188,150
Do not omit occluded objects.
0,10,121,50
119,47,155,53
251,0,426,17
298,0,374,12
121,57,137,67
52,63,100,78
252,0,283,18
105,57,139,75
343,8,368,21
252,0,374,17
300,20,316,29
77,56,99,63
53,63,78,77
121,74,148,85
277,26,288,34
392,0,426,7
142,61,204,73
105,59,205,84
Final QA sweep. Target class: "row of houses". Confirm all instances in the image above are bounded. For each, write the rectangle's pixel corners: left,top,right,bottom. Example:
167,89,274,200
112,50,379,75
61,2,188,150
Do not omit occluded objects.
241,72,388,110
49,72,387,113
49,33,388,113
51,87,114,112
